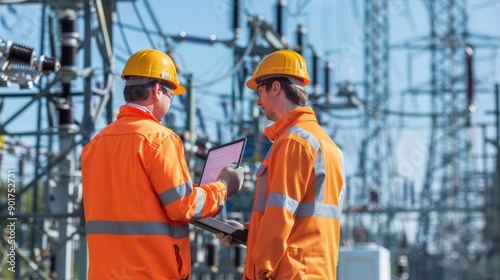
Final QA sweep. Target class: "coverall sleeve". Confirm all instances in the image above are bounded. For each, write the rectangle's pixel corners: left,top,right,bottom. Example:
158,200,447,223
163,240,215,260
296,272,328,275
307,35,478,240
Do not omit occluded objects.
252,137,313,279
148,134,227,222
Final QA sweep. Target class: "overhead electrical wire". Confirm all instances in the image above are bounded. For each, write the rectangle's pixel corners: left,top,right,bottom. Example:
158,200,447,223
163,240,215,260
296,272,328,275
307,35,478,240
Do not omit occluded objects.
131,0,156,49
116,9,133,55
193,33,256,87
143,0,171,51
114,21,160,37
196,53,234,84
297,0,311,15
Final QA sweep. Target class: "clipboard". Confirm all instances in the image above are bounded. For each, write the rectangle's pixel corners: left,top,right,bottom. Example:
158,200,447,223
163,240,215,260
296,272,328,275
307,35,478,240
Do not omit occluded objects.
190,138,248,245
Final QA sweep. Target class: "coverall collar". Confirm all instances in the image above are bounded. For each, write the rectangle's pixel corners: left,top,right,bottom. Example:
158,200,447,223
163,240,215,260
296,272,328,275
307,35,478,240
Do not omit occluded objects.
125,102,154,115
264,106,316,142
118,104,161,123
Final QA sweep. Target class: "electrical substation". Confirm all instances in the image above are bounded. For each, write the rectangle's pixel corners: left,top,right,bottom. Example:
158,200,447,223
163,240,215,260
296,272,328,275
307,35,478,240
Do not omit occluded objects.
0,1,499,279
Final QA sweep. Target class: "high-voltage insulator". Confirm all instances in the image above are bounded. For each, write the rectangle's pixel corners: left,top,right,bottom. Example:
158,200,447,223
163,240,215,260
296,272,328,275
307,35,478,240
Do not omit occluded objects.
311,51,318,85
233,0,241,36
323,59,333,100
6,43,35,66
0,38,60,72
57,83,73,125
57,103,73,126
275,0,286,37
18,155,24,177
466,46,475,113
0,38,35,72
57,9,79,83
61,83,71,104
57,9,79,126
39,56,60,72
310,49,321,94
0,37,59,89
369,186,378,205
397,255,409,280
295,22,307,54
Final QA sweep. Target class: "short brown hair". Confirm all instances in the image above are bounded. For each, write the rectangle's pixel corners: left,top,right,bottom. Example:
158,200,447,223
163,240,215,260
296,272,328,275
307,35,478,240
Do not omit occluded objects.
261,77,308,106
123,81,156,102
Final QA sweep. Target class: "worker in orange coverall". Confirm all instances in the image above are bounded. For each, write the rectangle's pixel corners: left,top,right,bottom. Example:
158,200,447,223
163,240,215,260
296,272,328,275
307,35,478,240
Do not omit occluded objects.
217,49,345,280
81,49,245,280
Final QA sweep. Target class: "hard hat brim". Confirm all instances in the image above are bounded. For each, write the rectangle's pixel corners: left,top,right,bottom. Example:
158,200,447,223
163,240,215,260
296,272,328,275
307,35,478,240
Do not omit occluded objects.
246,78,259,91
173,84,186,95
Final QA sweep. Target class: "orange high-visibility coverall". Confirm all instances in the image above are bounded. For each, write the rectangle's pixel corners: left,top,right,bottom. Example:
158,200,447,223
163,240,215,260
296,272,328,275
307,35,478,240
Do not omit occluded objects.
243,107,345,280
81,105,227,280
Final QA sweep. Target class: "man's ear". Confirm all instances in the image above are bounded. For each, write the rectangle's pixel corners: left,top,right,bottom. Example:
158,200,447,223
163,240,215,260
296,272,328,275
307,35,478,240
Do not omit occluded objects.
272,80,281,95
152,83,162,101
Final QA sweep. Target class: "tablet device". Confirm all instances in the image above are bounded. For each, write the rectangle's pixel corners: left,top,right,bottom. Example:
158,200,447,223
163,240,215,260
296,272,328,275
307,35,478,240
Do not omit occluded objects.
191,138,248,245
198,137,247,185
191,218,248,245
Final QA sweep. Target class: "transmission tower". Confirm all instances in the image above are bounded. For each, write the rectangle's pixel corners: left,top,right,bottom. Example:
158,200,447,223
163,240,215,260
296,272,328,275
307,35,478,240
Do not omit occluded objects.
353,0,403,249
413,0,488,278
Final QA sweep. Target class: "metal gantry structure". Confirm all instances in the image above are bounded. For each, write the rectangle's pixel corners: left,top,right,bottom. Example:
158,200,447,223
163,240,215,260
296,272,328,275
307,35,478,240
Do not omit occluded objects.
358,0,398,247
413,1,499,278
0,1,499,280
415,0,477,277
0,0,118,279
341,0,500,279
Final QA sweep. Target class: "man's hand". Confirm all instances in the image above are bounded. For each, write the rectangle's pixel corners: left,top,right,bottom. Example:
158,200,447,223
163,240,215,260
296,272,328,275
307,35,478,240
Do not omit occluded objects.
215,220,246,247
216,164,244,197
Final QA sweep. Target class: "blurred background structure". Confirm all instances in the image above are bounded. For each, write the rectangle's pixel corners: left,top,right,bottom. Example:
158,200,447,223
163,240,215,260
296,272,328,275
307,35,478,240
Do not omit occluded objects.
0,0,499,279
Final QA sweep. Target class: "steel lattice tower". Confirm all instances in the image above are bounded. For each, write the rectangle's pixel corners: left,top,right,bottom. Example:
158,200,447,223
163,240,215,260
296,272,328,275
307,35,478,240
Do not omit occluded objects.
415,0,484,278
357,0,398,246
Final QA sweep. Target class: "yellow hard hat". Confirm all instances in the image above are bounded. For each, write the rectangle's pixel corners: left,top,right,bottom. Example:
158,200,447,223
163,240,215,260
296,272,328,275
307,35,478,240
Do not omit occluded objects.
121,49,185,95
246,49,310,90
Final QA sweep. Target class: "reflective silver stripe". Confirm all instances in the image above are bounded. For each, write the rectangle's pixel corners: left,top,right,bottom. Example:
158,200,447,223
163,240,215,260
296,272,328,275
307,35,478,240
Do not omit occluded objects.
192,189,206,219
267,192,299,214
338,147,345,208
285,126,325,202
296,202,342,219
86,220,189,238
262,193,342,219
158,181,194,206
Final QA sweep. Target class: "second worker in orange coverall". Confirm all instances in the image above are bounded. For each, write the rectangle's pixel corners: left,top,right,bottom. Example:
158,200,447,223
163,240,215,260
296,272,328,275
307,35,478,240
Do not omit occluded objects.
217,49,345,280
81,49,245,279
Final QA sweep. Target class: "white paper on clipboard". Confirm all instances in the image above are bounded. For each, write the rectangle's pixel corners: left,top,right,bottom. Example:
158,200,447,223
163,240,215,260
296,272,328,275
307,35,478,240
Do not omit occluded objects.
198,138,247,185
